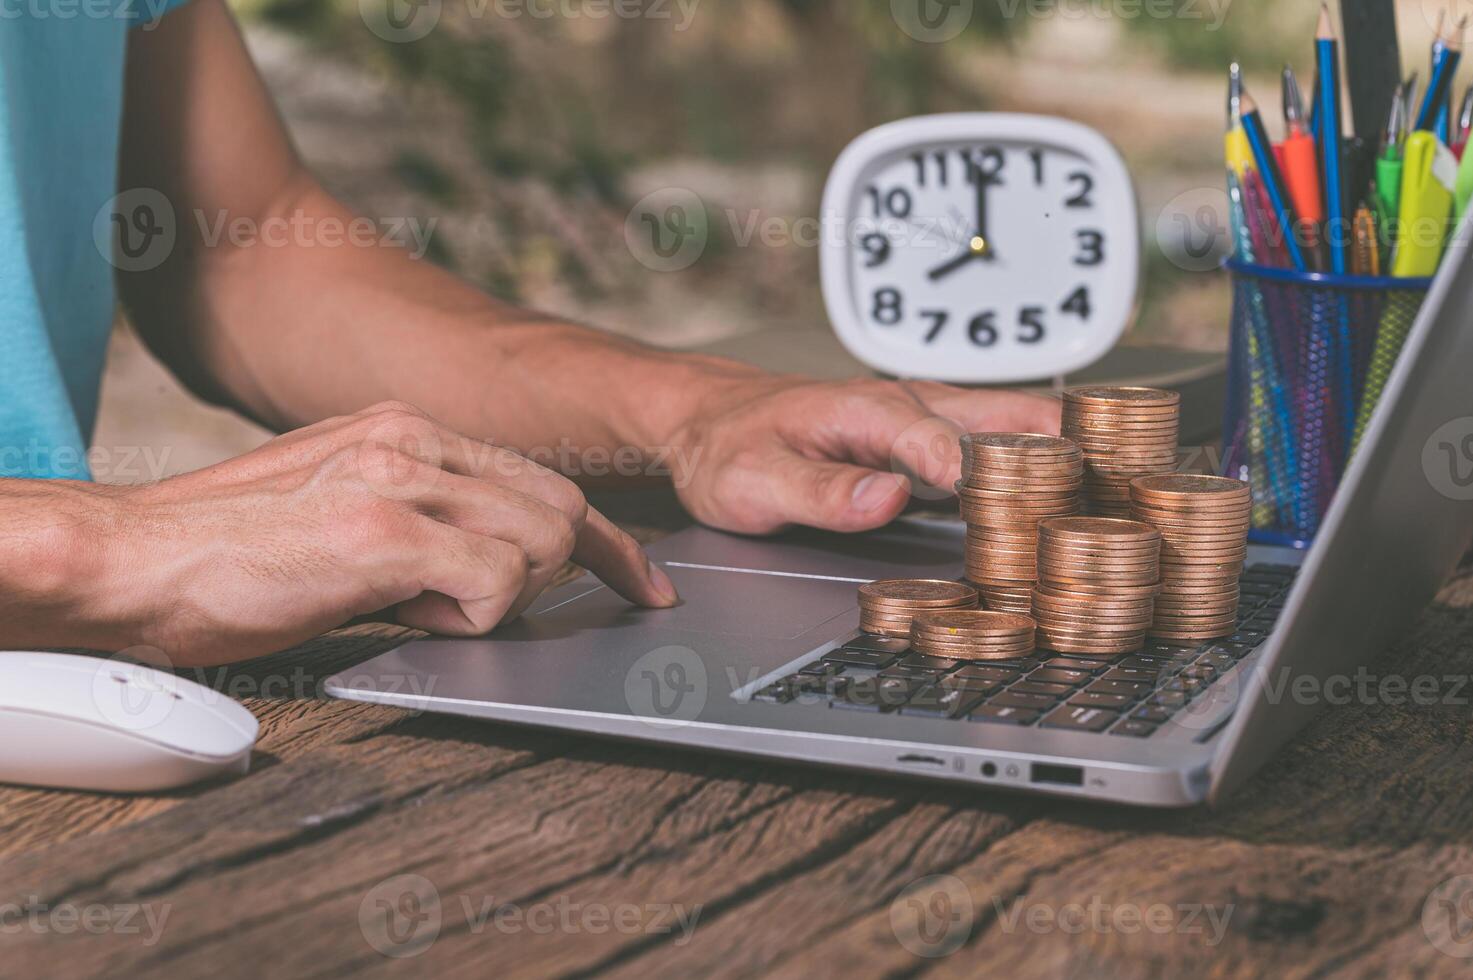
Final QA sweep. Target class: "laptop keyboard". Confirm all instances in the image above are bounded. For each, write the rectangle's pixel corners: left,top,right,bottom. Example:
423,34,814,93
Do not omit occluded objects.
750,562,1299,739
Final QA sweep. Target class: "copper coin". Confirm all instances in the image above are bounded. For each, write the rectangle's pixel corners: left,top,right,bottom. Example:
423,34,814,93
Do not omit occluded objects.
1064,386,1180,406
1131,473,1249,497
859,580,979,607
1039,516,1161,543
912,609,1033,631
962,432,1079,452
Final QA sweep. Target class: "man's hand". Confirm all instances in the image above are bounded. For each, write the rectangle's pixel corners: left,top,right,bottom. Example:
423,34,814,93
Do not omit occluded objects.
670,377,1061,534
91,402,678,667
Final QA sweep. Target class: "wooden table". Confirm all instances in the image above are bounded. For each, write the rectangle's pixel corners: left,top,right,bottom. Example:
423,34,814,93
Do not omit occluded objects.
7,492,1473,978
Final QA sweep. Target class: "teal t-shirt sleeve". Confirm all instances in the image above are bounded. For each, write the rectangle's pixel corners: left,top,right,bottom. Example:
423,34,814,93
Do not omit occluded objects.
131,0,196,28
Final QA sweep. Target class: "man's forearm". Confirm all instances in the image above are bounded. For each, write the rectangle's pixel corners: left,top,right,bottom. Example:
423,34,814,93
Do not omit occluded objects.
127,177,770,476
0,481,135,651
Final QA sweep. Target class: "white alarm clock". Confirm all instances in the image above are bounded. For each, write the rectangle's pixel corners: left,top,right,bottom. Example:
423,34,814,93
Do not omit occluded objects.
819,114,1140,383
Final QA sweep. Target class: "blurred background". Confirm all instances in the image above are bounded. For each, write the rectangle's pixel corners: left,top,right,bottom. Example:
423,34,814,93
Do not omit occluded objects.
95,0,1453,479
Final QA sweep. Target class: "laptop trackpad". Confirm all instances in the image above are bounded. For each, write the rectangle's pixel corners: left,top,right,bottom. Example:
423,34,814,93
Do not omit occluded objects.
520,564,857,641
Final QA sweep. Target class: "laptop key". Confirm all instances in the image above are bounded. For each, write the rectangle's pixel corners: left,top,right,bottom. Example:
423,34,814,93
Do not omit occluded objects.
989,691,1059,711
1085,679,1151,698
953,665,1022,684
1101,667,1160,684
968,704,1039,725
1208,642,1258,658
1148,690,1188,709
879,664,941,682
1044,657,1112,673
1040,704,1119,733
752,683,794,704
830,677,912,712
1197,652,1236,671
1068,691,1133,710
1029,668,1092,686
935,675,1003,696
1180,664,1216,682
1112,719,1158,738
799,660,843,677
823,649,899,670
897,653,964,673
1132,705,1173,723
901,686,986,719
841,635,911,654
1012,680,1074,698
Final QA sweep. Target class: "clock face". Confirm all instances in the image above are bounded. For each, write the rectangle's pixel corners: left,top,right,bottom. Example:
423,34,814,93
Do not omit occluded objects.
820,115,1140,382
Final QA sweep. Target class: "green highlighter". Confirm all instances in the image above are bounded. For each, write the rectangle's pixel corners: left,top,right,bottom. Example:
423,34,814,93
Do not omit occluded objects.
1376,85,1405,238
1457,141,1473,220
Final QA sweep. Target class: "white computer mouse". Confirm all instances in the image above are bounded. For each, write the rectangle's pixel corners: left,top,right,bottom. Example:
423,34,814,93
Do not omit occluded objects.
0,651,259,793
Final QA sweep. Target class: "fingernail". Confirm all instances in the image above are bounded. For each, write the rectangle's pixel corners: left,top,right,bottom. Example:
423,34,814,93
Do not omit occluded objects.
852,473,902,513
647,559,680,605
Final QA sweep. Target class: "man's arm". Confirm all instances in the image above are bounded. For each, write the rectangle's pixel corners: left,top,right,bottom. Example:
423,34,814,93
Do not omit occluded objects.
119,0,734,459
120,0,1060,536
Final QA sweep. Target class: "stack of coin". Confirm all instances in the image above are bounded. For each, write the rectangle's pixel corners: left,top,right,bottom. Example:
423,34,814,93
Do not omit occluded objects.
958,433,1083,613
910,610,1036,661
1032,516,1161,655
857,579,979,638
1128,474,1251,642
1062,387,1181,518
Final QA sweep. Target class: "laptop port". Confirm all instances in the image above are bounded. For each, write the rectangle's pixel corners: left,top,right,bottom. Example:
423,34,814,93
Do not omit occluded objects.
896,753,946,768
1030,763,1084,786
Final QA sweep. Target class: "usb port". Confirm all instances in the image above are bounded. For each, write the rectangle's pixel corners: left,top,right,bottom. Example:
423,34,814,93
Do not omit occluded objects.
1030,763,1083,786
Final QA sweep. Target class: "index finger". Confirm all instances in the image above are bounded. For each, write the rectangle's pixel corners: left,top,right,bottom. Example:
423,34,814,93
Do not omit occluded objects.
572,506,680,609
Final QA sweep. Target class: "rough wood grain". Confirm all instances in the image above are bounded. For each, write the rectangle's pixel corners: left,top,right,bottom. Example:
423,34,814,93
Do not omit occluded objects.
5,534,1473,978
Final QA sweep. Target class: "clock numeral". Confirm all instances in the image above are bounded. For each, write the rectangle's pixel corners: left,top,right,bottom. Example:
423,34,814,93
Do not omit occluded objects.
1018,306,1046,344
1029,148,1045,186
866,186,913,219
910,151,950,188
964,147,1006,185
920,309,949,343
1061,286,1092,321
872,287,904,325
1073,229,1104,266
1065,171,1094,208
968,311,999,347
860,233,892,268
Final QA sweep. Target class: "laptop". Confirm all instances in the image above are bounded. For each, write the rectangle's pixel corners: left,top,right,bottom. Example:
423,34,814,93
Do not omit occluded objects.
325,239,1473,807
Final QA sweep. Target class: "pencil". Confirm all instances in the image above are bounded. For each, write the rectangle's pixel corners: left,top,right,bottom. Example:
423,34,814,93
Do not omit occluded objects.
1317,4,1348,274
1416,14,1464,131
1240,91,1307,271
1352,205,1379,276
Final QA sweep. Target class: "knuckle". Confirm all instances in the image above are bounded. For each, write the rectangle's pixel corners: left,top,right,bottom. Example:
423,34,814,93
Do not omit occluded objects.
548,514,578,563
365,399,427,420
494,541,531,585
545,476,588,527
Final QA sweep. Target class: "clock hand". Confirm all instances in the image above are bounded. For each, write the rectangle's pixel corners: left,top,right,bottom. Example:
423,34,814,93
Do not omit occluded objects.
972,170,996,260
927,249,980,281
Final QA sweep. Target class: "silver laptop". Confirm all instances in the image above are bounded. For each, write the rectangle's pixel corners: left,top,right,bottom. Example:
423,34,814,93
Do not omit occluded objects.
326,238,1473,807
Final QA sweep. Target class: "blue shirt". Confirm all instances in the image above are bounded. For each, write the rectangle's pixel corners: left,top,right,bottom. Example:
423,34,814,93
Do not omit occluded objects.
0,0,188,478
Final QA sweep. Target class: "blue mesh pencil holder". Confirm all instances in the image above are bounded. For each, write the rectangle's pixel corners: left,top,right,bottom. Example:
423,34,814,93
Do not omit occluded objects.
1222,260,1432,546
